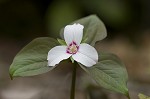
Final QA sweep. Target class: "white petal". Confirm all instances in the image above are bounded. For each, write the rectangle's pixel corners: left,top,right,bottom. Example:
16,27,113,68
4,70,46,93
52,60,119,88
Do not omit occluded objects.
79,44,98,62
72,43,98,67
64,23,84,45
47,46,71,66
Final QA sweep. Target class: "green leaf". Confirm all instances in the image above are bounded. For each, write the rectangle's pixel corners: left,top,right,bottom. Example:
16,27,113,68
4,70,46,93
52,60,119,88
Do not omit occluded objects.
9,37,59,78
81,36,88,43
79,52,129,96
138,93,150,99
57,38,66,45
60,15,107,46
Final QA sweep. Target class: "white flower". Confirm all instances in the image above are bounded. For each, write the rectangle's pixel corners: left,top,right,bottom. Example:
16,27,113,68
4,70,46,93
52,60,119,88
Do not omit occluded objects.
47,23,98,67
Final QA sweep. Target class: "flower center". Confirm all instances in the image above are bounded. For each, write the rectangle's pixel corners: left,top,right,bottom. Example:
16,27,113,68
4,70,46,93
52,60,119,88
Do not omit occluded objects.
66,41,79,54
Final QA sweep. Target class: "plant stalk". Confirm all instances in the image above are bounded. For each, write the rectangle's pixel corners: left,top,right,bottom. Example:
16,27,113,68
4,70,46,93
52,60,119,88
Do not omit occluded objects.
70,63,77,99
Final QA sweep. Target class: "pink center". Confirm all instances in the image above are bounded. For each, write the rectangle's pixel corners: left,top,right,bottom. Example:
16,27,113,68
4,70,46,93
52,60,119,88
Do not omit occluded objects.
66,41,79,54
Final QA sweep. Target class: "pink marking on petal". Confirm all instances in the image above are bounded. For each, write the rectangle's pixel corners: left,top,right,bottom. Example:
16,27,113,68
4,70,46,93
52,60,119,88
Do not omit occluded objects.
73,41,77,45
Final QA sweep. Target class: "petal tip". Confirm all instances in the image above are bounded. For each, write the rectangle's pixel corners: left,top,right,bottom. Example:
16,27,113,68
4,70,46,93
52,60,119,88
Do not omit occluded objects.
73,23,84,29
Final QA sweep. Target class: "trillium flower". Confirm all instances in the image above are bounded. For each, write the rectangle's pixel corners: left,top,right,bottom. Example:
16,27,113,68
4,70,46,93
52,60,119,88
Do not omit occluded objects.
47,23,98,67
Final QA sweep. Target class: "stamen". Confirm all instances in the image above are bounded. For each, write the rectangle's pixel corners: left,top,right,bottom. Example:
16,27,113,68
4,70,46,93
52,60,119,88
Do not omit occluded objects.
66,41,79,54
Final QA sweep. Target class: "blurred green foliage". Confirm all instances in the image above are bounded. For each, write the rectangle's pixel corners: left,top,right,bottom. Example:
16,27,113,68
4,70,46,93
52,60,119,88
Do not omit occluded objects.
46,1,82,38
138,93,150,99
81,0,132,29
0,0,150,42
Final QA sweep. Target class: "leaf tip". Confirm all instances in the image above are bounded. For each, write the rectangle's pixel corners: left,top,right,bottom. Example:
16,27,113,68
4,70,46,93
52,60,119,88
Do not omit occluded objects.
9,73,14,80
126,92,131,99
122,88,130,99
9,67,15,80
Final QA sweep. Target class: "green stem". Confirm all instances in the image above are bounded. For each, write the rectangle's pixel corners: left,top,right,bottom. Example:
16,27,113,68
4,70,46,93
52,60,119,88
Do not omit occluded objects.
70,63,77,99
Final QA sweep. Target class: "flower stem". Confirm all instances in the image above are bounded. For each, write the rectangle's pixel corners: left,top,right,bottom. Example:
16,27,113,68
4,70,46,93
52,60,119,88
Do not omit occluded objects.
70,63,77,99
